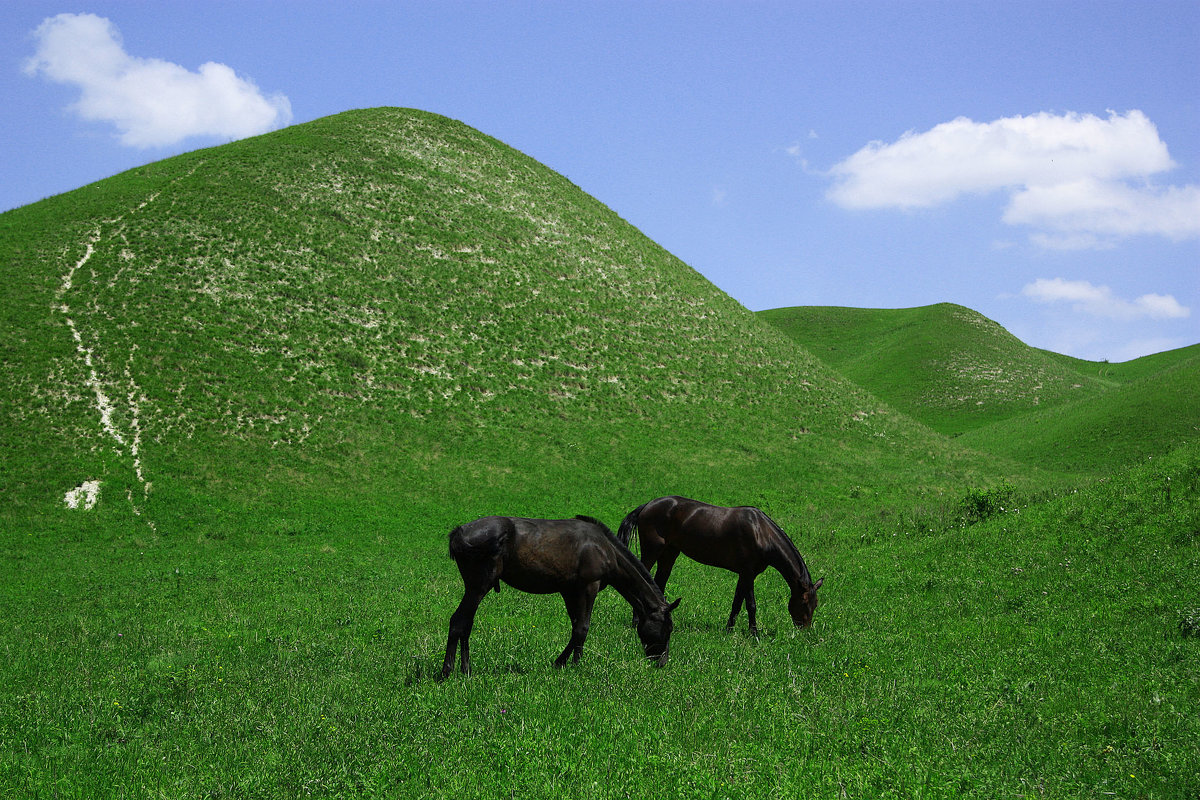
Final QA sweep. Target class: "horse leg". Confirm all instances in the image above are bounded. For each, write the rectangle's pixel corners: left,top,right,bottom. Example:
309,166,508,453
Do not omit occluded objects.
727,574,758,635
628,533,666,627
555,583,598,667
441,554,500,679
441,589,486,678
744,579,759,636
727,576,746,630
653,548,681,594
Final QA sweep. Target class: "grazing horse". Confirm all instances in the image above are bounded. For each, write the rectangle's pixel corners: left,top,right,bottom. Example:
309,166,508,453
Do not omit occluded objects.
618,496,822,635
441,515,680,678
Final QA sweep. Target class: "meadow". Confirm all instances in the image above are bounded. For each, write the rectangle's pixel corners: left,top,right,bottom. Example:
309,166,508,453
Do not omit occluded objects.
1,108,1197,798
3,443,1197,798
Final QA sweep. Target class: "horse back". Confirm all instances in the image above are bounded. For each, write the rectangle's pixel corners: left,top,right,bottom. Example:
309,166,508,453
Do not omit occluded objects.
448,516,513,561
453,516,617,594
640,496,774,570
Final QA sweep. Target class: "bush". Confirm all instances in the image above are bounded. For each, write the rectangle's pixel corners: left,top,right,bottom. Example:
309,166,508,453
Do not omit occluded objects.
957,482,1016,525
1180,607,1200,638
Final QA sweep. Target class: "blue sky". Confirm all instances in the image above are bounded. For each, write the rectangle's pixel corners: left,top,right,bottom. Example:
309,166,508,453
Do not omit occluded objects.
4,1,1197,362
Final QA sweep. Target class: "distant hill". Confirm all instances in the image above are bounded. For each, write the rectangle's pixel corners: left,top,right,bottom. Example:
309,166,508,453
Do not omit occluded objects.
757,304,1107,434
760,304,1199,476
0,108,1003,540
959,346,1200,475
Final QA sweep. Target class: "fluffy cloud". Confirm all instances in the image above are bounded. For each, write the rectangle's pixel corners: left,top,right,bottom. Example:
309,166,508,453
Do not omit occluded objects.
24,13,292,148
827,111,1200,247
1005,179,1200,247
1021,278,1190,321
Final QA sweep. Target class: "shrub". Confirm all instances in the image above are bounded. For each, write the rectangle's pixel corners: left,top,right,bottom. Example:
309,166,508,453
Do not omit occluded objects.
957,482,1016,525
1181,607,1200,638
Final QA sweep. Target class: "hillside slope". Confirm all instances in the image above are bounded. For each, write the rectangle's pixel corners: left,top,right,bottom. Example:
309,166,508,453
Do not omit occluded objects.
758,304,1106,434
960,349,1200,476
761,304,1199,475
1,109,1005,540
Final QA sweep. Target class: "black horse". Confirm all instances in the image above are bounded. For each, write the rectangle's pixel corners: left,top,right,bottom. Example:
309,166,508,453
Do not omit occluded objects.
618,496,822,635
441,515,680,678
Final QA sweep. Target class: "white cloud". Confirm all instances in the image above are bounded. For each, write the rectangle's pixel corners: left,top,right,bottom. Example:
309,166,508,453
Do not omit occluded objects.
24,13,292,148
1005,179,1200,242
827,111,1200,247
1021,278,1190,321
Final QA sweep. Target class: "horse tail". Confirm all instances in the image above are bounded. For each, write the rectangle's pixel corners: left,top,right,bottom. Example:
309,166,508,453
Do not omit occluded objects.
449,519,509,593
617,503,647,549
449,519,509,555
448,525,465,559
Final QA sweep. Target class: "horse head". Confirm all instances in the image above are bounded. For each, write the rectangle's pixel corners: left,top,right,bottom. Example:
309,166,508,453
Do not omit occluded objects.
788,576,824,628
637,598,681,665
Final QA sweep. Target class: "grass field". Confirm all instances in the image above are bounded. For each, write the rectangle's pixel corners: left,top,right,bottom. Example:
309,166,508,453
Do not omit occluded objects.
3,444,1196,798
2,108,1197,798
761,305,1200,478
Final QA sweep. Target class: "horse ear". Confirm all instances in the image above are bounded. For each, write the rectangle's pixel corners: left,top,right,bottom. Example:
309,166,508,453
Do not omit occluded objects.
668,598,682,611
813,577,824,591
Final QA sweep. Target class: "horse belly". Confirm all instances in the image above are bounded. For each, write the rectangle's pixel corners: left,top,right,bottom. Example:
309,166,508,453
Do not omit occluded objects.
500,567,568,594
500,551,594,594
666,536,762,574
679,545,740,572
501,524,607,593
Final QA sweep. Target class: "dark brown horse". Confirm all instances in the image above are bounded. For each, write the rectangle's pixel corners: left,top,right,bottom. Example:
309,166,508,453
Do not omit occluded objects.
618,496,822,635
441,515,680,678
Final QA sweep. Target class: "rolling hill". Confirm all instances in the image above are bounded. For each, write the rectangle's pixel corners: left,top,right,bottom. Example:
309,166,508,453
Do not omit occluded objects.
959,347,1200,475
3,108,1197,798
0,108,1004,542
760,304,1199,476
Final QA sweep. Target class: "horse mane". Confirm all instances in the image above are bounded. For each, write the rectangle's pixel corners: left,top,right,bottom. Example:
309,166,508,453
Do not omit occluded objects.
761,513,814,587
574,514,611,533
576,514,665,602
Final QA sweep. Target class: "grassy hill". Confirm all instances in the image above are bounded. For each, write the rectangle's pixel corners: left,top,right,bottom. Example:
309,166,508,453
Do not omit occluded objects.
961,347,1200,476
3,108,1195,798
760,304,1199,476
757,303,1110,434
1,108,1007,541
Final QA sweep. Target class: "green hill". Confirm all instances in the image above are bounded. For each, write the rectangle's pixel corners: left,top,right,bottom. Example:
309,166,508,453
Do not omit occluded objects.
1,108,1001,542
760,304,1199,475
757,303,1109,434
960,348,1200,476
2,108,1197,798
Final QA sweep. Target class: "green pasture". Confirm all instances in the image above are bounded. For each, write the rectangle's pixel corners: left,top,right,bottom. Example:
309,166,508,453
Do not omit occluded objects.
2,444,1197,798
2,108,1198,797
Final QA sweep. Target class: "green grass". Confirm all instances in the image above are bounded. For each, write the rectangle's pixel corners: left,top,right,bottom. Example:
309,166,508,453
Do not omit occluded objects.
2,444,1196,798
761,304,1200,477
2,107,1198,797
757,303,1107,436
960,352,1200,477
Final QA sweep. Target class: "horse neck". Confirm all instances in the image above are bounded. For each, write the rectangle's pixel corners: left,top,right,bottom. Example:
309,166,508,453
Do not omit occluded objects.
765,520,814,591
606,552,665,615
